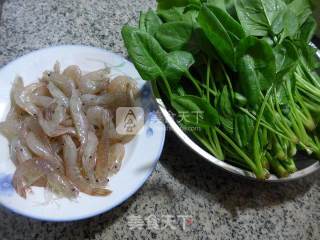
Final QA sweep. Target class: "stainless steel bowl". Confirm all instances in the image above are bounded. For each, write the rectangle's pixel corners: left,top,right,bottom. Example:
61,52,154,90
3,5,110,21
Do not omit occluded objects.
156,47,320,182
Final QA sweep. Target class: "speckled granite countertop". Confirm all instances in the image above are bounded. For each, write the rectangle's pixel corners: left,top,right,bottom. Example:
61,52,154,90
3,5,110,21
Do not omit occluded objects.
0,0,319,239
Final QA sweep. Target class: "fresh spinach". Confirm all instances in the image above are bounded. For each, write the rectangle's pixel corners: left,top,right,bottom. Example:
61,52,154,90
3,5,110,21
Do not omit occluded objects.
235,0,287,37
155,22,194,51
236,36,276,105
198,4,237,70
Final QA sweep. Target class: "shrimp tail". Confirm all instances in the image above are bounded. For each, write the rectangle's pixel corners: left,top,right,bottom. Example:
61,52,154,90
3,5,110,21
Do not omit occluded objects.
90,188,112,196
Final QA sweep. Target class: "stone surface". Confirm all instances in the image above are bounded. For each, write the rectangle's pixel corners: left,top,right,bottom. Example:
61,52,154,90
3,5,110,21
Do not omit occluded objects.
0,0,319,239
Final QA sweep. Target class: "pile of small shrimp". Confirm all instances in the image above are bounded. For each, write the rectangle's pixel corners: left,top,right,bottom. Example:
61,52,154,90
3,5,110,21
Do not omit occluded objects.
0,62,139,199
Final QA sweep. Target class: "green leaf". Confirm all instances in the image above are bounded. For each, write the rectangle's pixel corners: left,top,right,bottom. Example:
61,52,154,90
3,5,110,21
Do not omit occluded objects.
164,51,195,84
288,0,312,26
236,36,276,105
235,0,287,36
157,7,185,22
198,5,236,70
296,16,317,43
207,0,227,11
121,26,167,81
297,42,320,70
171,95,220,127
139,12,147,31
218,86,233,117
281,8,299,40
155,22,193,51
234,113,254,147
157,0,201,10
273,40,299,81
144,10,163,36
206,5,246,43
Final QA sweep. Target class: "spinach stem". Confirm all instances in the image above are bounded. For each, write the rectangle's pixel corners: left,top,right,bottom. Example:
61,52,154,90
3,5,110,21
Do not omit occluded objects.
185,70,203,96
206,59,211,102
215,128,259,176
252,87,273,171
161,74,173,99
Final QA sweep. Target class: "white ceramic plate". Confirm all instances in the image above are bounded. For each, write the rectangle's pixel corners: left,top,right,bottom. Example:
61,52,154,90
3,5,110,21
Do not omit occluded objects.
0,45,166,221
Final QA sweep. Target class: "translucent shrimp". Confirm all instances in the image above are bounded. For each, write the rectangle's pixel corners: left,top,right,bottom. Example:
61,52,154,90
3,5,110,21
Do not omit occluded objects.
82,131,99,183
107,143,125,176
13,159,46,198
10,137,32,166
95,126,111,184
37,105,76,137
70,89,89,147
47,82,69,107
81,93,129,108
12,77,43,116
14,157,79,199
79,68,110,94
42,70,75,97
107,75,138,105
62,65,82,87
31,95,54,108
0,105,24,141
62,135,111,196
25,131,64,171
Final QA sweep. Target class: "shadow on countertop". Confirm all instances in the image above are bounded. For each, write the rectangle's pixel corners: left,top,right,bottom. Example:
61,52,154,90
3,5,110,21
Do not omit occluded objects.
160,131,319,216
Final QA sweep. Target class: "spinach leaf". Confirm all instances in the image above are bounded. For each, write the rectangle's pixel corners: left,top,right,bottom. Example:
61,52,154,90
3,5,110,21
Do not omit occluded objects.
139,12,147,31
296,16,317,43
280,8,299,41
121,26,167,80
234,113,254,147
157,7,185,22
288,0,312,27
297,42,320,70
155,22,193,51
157,0,201,10
206,5,246,43
236,36,276,105
206,0,227,11
171,94,220,127
235,0,287,37
218,86,233,117
198,5,236,70
273,40,299,81
144,10,163,36
165,51,195,84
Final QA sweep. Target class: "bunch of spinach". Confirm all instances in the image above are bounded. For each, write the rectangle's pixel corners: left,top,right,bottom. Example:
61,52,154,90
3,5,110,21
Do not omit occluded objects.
122,0,319,179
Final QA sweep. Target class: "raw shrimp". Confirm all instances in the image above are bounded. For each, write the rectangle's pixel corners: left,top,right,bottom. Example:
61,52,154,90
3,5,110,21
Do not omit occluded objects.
95,126,111,184
12,77,43,116
1,62,143,200
0,105,24,141
82,131,99,183
79,68,110,94
81,93,129,109
31,95,54,108
63,135,111,196
25,131,64,171
47,82,69,107
107,143,125,176
37,104,76,137
10,137,32,166
86,106,136,143
107,75,138,105
62,65,81,87
70,89,89,147
13,159,46,198
14,157,78,199
42,71,75,97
